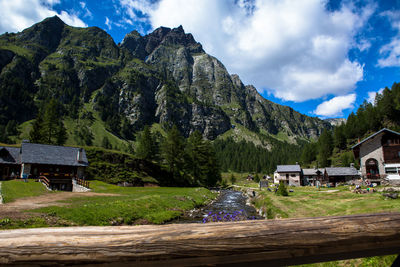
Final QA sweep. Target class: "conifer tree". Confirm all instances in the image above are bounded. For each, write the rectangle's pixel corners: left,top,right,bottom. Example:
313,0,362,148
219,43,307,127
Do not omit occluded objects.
136,125,157,161
102,136,112,149
186,131,208,183
55,121,67,146
29,110,45,144
317,129,333,167
161,125,186,184
29,99,67,145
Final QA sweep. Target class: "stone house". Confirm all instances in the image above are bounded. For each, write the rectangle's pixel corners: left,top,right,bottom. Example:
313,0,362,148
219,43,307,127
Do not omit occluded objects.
352,128,400,182
0,142,89,191
274,165,301,186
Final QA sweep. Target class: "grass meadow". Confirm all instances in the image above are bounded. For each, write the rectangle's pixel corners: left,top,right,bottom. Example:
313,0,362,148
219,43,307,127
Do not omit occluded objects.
1,179,51,203
35,181,216,225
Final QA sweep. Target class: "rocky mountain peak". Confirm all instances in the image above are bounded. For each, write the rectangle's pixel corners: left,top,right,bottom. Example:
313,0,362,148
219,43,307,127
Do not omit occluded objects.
121,25,204,60
17,15,65,52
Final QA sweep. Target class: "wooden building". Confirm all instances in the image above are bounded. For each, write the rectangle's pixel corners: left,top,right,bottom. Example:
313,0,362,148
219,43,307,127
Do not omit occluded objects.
0,146,21,180
324,167,359,186
352,128,400,182
0,142,89,191
302,168,324,186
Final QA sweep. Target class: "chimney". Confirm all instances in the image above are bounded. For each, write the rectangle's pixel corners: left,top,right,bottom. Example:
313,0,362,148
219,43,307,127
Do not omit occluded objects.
296,162,299,165
77,148,83,162
350,163,354,168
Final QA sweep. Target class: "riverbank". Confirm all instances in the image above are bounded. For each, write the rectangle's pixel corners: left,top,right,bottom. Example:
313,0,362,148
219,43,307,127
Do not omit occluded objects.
0,180,217,229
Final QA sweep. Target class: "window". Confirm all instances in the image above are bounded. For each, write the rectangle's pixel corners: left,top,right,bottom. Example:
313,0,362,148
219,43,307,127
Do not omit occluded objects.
290,174,296,177
385,167,398,174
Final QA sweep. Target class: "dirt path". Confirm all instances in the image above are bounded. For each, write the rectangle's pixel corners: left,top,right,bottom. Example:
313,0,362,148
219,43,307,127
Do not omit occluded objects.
0,192,118,220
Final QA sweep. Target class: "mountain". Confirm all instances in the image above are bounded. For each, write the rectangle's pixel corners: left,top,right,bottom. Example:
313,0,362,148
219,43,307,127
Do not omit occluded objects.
0,16,331,148
324,118,346,127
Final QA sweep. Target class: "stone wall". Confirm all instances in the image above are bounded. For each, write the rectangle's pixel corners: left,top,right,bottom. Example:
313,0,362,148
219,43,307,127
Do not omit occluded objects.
0,182,3,204
274,172,300,186
360,133,385,176
72,179,91,192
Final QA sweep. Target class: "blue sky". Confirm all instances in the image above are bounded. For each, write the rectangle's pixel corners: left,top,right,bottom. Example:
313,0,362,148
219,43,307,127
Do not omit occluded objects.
1,0,400,119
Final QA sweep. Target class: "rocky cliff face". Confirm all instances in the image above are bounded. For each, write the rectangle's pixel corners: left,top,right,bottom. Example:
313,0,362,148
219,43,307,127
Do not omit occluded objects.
0,16,330,142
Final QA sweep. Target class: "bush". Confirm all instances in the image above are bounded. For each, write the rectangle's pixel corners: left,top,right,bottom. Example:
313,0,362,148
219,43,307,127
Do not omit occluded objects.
230,173,236,184
276,181,289,196
254,174,260,183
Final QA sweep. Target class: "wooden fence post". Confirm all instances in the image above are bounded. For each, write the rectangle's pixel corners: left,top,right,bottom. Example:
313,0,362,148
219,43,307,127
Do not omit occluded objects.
0,213,400,266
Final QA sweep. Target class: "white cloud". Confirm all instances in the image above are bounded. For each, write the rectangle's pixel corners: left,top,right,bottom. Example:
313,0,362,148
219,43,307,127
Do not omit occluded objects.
356,39,371,52
378,11,400,67
105,17,112,30
0,0,86,34
314,94,357,117
79,1,93,18
119,0,373,102
367,88,384,104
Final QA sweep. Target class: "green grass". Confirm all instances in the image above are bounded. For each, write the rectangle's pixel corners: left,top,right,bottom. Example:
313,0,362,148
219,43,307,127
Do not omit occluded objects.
0,44,33,60
2,179,50,203
251,185,400,266
253,186,400,219
0,217,50,230
293,254,397,267
32,181,216,225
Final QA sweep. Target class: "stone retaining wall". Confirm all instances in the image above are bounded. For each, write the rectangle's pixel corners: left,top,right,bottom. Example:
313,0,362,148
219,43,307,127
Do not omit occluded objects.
72,180,91,192
0,182,3,204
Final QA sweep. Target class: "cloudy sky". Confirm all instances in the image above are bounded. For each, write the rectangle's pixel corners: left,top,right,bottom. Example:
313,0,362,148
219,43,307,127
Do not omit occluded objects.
0,0,399,119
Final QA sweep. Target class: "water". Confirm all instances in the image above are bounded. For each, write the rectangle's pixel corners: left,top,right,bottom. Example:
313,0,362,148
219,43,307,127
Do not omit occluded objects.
173,189,262,223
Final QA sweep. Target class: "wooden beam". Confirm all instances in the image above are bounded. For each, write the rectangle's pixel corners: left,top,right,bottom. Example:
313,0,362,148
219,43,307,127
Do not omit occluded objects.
1,213,400,266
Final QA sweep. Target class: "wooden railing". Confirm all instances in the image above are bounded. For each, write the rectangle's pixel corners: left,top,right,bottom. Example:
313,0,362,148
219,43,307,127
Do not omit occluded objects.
0,213,400,266
75,178,89,189
39,176,50,188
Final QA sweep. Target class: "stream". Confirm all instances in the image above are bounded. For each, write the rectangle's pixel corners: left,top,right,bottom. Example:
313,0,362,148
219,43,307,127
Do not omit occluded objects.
173,189,263,223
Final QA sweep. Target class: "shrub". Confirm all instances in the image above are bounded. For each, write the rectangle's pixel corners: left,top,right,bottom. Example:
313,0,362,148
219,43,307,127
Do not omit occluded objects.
230,173,236,184
276,181,289,196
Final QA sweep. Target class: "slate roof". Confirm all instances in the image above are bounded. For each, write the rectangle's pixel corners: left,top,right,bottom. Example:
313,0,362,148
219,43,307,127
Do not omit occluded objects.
21,143,88,167
276,165,301,173
0,147,21,165
302,168,324,176
325,167,358,176
351,128,400,149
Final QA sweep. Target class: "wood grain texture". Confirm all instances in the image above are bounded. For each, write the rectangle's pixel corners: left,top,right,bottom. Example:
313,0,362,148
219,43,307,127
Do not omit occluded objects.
1,213,400,266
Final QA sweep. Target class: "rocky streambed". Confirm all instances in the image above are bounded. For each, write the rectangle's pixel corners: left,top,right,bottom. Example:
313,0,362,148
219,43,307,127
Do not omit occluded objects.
173,189,263,223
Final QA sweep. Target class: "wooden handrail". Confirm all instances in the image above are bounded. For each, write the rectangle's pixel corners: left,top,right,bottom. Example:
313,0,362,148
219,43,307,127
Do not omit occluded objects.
75,178,89,188
0,213,400,266
39,176,50,187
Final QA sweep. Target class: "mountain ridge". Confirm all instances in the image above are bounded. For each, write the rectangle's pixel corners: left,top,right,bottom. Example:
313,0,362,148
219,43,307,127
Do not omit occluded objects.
0,16,331,147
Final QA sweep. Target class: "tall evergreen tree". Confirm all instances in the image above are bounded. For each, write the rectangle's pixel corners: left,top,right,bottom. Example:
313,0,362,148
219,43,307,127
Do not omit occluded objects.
102,136,112,149
29,99,67,145
55,121,68,146
136,125,157,161
186,131,208,183
333,124,346,150
29,110,45,144
317,129,333,167
161,125,186,185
